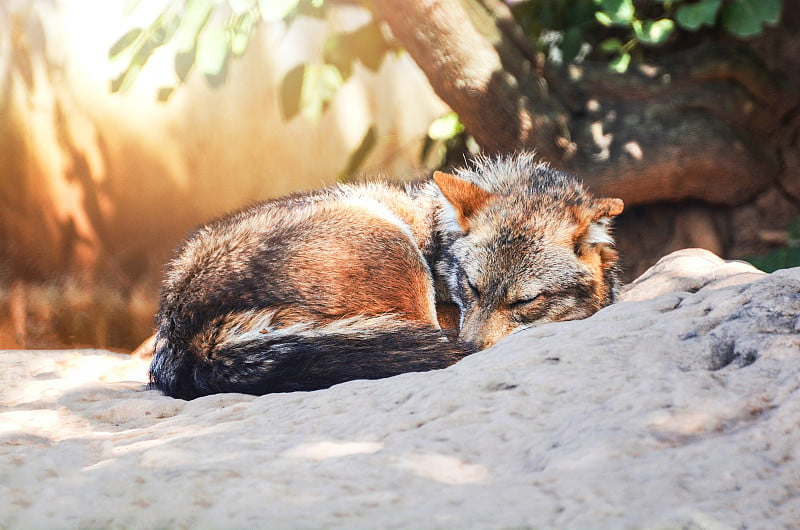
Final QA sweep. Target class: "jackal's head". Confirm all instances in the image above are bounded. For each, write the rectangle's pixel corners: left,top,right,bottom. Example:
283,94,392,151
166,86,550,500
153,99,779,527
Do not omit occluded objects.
434,153,623,350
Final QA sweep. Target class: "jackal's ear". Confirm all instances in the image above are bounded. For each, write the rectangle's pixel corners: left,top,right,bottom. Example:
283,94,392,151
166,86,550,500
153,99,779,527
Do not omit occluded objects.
590,198,624,221
433,171,493,231
573,197,624,247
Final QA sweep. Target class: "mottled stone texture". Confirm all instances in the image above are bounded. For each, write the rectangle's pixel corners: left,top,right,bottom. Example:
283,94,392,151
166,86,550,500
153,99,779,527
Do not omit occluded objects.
1,249,798,528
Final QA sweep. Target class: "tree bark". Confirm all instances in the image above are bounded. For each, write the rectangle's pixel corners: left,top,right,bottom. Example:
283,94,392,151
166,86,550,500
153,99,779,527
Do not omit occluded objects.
373,0,799,207
372,0,569,161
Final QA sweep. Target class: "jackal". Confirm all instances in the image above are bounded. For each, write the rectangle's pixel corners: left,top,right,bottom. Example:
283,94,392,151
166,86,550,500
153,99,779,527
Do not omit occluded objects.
149,152,623,399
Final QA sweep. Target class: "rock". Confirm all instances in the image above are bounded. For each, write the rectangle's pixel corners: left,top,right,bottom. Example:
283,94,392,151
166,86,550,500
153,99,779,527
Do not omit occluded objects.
1,249,798,528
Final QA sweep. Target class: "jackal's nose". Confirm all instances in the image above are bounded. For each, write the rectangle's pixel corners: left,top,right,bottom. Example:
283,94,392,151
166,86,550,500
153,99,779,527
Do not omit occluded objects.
458,312,510,351
461,331,502,351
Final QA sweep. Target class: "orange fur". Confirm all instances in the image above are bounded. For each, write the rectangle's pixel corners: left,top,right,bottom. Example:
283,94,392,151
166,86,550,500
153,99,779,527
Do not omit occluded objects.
433,171,493,231
280,204,438,327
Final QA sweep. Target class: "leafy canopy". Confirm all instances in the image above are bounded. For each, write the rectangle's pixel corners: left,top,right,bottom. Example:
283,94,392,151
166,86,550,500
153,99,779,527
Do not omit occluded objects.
109,0,784,170
109,0,396,117
513,0,782,72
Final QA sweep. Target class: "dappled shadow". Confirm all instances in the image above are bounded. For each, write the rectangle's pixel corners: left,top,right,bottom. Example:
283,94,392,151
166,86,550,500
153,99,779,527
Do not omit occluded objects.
0,2,450,350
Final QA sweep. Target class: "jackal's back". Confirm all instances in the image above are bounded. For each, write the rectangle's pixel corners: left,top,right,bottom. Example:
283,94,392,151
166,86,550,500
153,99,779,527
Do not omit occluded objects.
150,184,466,399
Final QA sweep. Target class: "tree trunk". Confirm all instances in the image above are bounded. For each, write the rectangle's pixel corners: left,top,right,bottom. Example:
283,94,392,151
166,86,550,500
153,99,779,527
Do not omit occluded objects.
373,0,800,207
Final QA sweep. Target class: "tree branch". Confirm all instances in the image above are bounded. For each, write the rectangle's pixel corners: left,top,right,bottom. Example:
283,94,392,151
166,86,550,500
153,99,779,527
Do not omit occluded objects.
373,0,795,207
372,0,568,159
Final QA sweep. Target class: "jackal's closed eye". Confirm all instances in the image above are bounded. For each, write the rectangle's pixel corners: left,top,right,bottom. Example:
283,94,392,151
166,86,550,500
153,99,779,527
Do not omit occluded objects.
509,294,541,309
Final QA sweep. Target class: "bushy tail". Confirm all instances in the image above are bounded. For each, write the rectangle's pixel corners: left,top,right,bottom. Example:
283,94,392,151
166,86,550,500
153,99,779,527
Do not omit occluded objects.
149,313,473,399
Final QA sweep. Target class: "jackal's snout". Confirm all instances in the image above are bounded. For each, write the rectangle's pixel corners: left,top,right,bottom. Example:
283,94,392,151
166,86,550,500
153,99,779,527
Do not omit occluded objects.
458,307,516,350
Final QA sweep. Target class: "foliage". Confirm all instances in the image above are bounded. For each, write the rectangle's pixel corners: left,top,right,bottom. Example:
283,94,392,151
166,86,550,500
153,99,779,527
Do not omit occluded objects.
745,218,800,273
419,111,480,169
279,7,398,123
109,0,397,113
110,0,262,99
110,0,401,174
511,0,783,72
109,0,785,110
109,0,784,170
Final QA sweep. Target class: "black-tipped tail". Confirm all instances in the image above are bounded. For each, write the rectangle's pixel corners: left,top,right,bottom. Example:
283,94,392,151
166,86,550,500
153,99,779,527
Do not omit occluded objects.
149,315,473,399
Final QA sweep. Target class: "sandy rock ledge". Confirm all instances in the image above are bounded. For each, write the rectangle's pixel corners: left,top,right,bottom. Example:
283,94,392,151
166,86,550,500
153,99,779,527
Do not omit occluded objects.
1,249,799,528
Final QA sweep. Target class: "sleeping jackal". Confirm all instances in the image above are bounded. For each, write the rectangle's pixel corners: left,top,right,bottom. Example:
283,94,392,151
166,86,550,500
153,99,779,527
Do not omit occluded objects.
150,152,623,399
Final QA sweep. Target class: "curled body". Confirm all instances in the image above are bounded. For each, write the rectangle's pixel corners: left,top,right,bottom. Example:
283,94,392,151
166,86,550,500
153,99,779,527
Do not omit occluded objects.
150,152,623,399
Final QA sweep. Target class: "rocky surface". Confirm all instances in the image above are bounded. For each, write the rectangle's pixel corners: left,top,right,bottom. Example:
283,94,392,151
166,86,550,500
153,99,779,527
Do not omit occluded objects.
1,249,798,528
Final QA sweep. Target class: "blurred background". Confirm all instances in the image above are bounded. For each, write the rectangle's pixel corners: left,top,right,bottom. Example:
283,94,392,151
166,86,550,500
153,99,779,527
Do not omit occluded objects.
1,0,798,351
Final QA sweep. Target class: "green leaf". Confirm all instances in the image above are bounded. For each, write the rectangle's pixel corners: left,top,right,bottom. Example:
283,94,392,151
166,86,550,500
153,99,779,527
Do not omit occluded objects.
561,26,583,62
594,0,635,26
759,0,782,24
109,28,143,60
195,26,229,77
721,0,781,38
157,86,175,102
110,33,159,93
322,33,354,79
279,64,305,120
230,11,257,56
419,134,436,166
566,0,597,26
633,18,674,46
675,0,721,31
609,52,631,73
599,37,623,52
339,125,377,182
428,112,465,141
280,63,343,123
595,11,613,26
258,0,300,22
350,23,391,72
721,1,761,37
110,63,142,94
174,49,196,82
174,0,214,53
230,31,250,57
161,13,181,44
323,22,392,78
300,63,343,122
154,13,181,45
